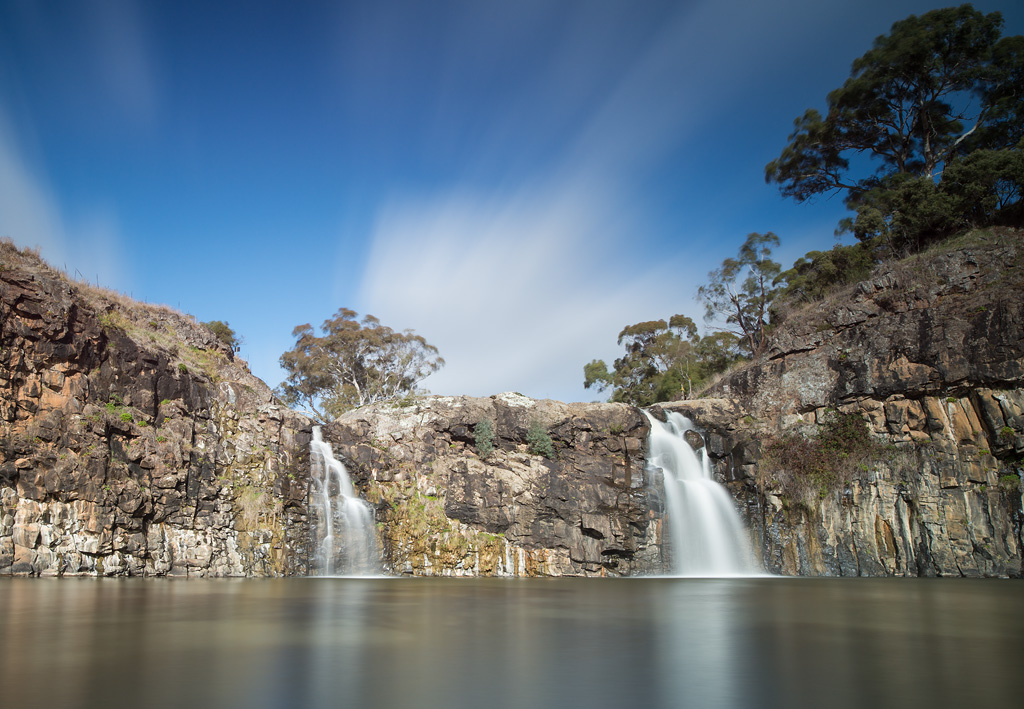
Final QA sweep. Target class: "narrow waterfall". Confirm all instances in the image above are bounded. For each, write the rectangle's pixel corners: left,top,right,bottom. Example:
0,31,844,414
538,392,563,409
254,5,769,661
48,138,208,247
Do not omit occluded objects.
309,426,380,576
645,411,757,576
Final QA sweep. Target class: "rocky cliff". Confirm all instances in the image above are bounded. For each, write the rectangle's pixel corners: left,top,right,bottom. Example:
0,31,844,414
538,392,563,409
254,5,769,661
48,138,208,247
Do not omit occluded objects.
0,241,312,576
330,228,1023,578
3,227,1022,579
0,241,663,578
692,228,1024,577
324,393,661,576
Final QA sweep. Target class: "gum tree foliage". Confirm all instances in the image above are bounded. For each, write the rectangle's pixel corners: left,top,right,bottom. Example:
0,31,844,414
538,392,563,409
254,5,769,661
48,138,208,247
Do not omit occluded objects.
775,243,878,305
584,315,742,406
698,232,781,356
765,5,1024,253
277,308,444,424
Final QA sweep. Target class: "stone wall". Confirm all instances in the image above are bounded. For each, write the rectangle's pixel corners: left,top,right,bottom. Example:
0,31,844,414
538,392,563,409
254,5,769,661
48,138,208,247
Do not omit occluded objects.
0,243,313,576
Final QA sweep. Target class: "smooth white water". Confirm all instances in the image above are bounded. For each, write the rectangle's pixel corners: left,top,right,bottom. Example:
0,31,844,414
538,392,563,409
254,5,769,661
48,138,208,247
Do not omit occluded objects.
310,426,380,576
645,411,757,576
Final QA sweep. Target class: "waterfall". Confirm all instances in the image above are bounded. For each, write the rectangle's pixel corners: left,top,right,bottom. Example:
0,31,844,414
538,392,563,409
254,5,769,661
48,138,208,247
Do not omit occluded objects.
645,411,757,577
309,426,380,576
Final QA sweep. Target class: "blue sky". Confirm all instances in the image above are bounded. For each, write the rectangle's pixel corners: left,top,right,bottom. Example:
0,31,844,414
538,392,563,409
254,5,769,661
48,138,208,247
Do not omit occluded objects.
2,0,1022,403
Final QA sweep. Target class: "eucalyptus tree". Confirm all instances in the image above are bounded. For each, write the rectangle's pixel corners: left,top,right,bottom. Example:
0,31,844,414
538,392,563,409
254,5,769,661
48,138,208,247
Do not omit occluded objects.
766,5,1023,252
278,308,444,424
584,315,741,405
698,232,781,356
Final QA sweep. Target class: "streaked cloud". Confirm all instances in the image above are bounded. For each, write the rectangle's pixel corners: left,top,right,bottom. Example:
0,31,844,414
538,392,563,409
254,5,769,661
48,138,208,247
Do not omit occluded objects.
352,2,745,402
0,109,125,287
0,113,64,254
358,179,701,403
89,0,161,128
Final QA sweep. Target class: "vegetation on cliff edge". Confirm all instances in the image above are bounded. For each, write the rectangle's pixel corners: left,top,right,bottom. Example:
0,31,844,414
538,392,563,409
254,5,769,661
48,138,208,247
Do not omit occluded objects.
756,411,891,507
584,5,1022,407
277,308,445,424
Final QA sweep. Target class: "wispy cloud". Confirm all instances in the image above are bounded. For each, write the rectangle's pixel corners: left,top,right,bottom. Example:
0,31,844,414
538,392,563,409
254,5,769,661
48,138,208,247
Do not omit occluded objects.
351,0,886,401
0,114,64,254
357,179,701,402
89,0,161,128
0,0,158,285
4,0,161,130
352,3,730,401
0,109,125,286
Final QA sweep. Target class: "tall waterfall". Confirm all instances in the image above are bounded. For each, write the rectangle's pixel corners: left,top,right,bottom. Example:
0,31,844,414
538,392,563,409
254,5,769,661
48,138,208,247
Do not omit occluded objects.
645,412,757,576
309,426,380,576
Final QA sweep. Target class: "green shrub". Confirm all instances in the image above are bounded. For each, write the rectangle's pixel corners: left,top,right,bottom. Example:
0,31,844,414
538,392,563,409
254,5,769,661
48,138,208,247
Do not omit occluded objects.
758,410,883,506
474,419,495,459
120,412,133,423
776,242,877,303
203,320,240,350
998,474,1021,493
178,363,188,374
526,419,555,459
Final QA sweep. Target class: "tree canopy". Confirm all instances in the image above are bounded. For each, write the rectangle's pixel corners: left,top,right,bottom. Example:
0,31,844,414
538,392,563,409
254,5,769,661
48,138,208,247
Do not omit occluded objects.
277,308,444,424
583,315,742,406
765,5,1023,252
203,320,241,350
697,232,781,356
774,242,877,305
585,6,1023,405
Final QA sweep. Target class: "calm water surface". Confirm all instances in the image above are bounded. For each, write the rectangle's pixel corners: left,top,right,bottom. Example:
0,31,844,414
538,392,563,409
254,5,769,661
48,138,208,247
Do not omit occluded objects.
2,577,1022,708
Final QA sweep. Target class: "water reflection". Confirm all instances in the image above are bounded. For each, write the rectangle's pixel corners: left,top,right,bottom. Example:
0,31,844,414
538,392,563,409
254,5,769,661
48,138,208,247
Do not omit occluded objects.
2,578,1022,708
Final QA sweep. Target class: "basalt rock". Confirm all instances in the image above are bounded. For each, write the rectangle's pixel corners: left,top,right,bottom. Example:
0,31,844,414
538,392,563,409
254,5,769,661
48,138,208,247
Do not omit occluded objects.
323,392,661,576
4,227,1023,579
688,229,1024,577
0,242,313,576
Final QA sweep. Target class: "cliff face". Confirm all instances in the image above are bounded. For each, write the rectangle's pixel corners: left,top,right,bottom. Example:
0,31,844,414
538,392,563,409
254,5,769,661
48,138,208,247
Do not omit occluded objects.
3,228,1022,579
325,393,660,576
693,229,1024,577
0,243,312,576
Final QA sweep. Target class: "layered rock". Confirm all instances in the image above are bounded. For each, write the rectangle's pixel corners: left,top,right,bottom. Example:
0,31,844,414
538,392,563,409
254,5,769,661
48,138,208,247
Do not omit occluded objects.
3,226,1022,579
0,242,312,576
691,229,1024,577
324,392,661,576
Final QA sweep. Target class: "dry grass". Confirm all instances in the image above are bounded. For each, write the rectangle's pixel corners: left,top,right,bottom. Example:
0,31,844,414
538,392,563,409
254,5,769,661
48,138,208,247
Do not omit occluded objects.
772,227,1019,343
2,237,238,381
236,483,281,530
696,228,1021,401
